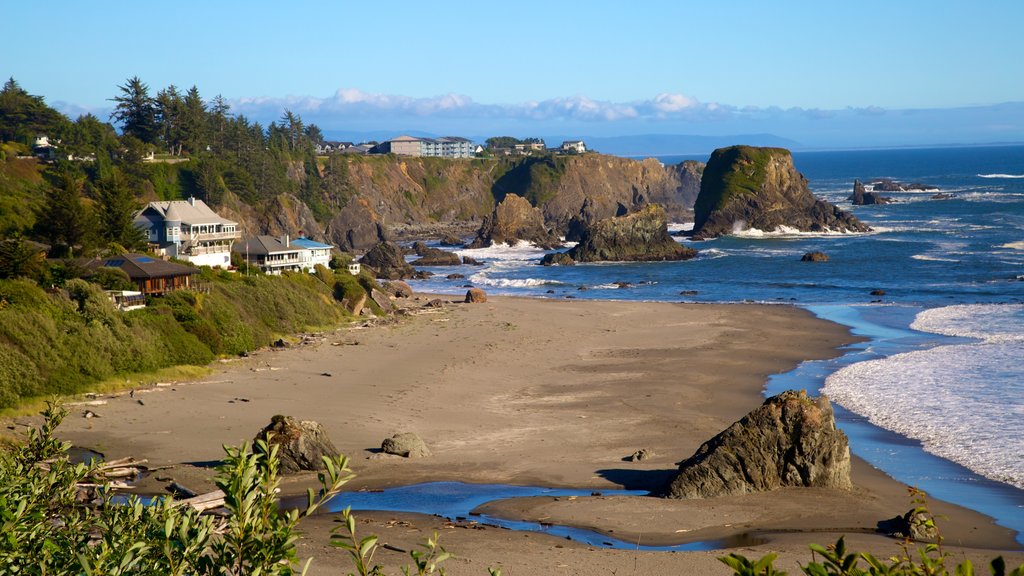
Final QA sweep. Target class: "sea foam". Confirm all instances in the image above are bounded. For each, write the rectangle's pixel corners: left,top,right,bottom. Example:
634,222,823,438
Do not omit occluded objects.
824,304,1024,489
977,173,1024,179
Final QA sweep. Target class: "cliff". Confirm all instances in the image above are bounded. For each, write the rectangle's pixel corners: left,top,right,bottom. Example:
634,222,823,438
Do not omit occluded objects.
692,146,869,239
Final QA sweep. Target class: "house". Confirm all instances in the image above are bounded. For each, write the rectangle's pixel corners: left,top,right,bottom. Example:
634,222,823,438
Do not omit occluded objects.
560,140,586,154
291,236,334,270
85,254,199,295
382,135,475,158
106,290,146,311
134,197,241,268
233,235,335,274
513,141,546,153
32,135,59,161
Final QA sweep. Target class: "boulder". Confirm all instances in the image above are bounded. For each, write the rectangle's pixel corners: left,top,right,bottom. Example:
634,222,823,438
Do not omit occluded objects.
546,205,697,263
424,298,445,308
325,199,389,252
469,193,561,249
255,415,341,473
465,287,488,303
462,255,482,266
629,449,654,462
440,233,463,247
359,241,414,280
381,432,431,458
662,390,852,499
849,179,891,205
693,146,870,239
383,280,413,298
369,288,395,314
446,273,465,280
801,251,829,262
412,247,462,266
540,252,576,266
877,509,939,542
341,292,367,315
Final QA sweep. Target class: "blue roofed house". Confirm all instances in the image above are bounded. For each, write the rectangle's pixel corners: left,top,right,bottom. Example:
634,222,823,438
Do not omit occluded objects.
134,197,241,268
233,235,335,274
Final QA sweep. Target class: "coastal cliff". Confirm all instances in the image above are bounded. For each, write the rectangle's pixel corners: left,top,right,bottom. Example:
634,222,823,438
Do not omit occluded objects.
692,146,868,239
226,154,701,250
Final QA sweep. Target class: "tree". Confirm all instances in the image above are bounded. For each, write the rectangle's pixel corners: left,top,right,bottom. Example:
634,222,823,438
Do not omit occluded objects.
94,170,145,250
485,136,520,149
156,84,184,155
0,235,46,281
208,94,231,151
180,85,207,155
0,77,68,144
279,109,304,152
38,170,93,257
304,123,324,147
109,76,158,144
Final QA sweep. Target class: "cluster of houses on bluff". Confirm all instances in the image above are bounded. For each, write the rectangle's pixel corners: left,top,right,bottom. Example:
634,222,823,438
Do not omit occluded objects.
83,133,587,307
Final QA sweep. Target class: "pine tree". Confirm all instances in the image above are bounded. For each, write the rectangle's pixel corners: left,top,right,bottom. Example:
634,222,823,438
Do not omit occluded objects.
95,170,145,251
109,76,158,144
38,170,93,257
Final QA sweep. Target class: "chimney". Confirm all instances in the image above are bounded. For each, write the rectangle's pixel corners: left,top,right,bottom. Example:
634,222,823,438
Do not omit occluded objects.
188,196,196,206
282,235,290,247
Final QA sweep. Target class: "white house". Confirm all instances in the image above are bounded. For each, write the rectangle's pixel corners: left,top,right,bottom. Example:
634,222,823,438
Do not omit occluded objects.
560,140,587,154
133,197,241,268
233,235,336,274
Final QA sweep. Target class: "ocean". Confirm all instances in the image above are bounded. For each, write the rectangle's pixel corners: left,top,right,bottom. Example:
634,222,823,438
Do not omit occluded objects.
406,144,1024,539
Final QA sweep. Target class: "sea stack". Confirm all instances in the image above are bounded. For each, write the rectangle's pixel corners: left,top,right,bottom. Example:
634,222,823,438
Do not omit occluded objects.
541,204,697,264
692,146,869,239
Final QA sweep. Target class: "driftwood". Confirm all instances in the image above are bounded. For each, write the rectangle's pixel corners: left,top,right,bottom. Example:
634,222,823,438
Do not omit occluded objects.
175,489,227,512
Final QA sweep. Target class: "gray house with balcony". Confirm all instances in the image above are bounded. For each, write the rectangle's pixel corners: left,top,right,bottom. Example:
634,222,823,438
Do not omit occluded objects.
133,197,241,268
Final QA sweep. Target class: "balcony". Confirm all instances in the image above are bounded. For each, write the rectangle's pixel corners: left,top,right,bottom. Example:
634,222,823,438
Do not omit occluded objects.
186,230,241,242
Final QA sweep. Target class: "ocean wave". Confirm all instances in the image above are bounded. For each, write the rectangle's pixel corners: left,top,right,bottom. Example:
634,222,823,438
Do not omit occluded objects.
667,222,695,233
911,303,1024,342
999,241,1024,251
466,273,557,288
456,240,571,262
910,254,960,263
730,224,867,238
977,173,1024,179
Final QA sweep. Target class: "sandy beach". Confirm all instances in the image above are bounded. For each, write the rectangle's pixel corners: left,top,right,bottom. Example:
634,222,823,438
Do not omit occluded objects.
55,296,1024,575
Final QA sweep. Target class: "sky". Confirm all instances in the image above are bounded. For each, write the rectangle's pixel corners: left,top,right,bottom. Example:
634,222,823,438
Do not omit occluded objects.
4,0,1024,151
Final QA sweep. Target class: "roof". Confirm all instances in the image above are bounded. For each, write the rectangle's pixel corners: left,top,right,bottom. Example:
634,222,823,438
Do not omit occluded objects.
291,237,334,250
233,236,302,256
87,254,199,280
138,198,237,226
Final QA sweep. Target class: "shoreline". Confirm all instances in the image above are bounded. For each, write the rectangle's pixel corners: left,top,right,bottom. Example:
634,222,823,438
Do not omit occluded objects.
53,295,1024,574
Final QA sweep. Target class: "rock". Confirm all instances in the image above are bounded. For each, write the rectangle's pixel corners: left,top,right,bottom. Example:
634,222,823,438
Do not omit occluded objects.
411,270,433,279
548,205,697,263
325,199,389,252
870,289,886,296
381,432,431,458
629,449,653,462
410,241,431,256
440,233,463,247
255,415,341,473
446,273,465,280
412,247,462,266
849,179,891,205
540,252,576,266
462,255,482,266
693,146,870,239
470,193,561,249
877,509,939,542
801,251,829,262
369,288,395,314
359,242,414,280
260,193,328,241
383,280,413,298
613,281,632,289
342,293,367,315
661,390,852,499
424,298,445,308
931,192,954,200
272,338,289,348
680,290,699,296
465,288,487,303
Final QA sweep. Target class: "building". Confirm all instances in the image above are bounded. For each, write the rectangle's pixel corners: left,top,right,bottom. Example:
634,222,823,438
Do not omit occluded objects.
134,197,241,268
85,254,199,296
291,236,334,270
233,235,336,274
560,140,587,154
384,135,475,158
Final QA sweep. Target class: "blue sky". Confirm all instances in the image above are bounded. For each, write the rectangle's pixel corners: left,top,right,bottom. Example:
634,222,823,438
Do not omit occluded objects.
4,1,1024,150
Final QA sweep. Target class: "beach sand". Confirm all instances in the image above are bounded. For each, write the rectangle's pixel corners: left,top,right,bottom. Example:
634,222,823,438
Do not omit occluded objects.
55,296,1024,574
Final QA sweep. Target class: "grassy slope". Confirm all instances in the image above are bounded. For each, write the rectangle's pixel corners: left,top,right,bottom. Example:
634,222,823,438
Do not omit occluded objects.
694,146,790,223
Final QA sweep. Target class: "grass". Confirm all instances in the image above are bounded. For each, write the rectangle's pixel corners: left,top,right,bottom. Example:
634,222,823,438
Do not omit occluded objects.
695,145,792,222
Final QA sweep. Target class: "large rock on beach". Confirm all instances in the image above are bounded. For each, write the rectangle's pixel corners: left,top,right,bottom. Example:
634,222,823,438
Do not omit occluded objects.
662,389,852,499
849,179,891,205
542,204,696,264
470,193,561,249
255,415,341,473
692,146,870,239
359,241,414,280
381,432,431,458
412,246,462,266
465,287,488,303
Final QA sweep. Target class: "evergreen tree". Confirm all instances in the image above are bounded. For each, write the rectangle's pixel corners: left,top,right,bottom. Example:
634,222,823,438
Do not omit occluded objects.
95,170,145,250
155,84,184,155
38,170,93,257
109,76,158,144
180,85,207,154
0,77,68,144
208,94,231,151
0,235,47,281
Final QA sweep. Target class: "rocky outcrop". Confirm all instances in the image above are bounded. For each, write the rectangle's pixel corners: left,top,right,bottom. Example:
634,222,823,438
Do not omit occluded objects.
383,280,413,298
359,241,413,280
254,415,341,474
381,432,431,458
877,509,939,542
470,193,560,249
801,251,829,262
870,179,937,192
259,193,327,240
412,246,462,266
325,198,389,252
692,146,870,239
662,390,852,499
542,205,697,264
849,180,891,205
